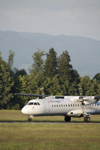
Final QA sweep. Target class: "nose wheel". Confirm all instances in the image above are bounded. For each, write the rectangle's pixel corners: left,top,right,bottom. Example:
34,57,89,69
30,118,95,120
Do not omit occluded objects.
28,118,32,122
28,116,33,122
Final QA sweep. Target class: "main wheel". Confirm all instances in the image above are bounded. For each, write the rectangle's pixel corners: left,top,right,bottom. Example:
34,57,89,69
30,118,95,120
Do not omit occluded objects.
84,117,90,122
64,116,71,122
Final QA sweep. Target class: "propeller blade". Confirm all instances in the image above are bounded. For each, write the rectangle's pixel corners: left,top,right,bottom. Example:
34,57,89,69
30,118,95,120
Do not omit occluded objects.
40,87,45,98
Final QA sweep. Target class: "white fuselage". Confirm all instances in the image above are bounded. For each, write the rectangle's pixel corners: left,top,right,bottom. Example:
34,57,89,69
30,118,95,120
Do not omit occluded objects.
21,96,100,117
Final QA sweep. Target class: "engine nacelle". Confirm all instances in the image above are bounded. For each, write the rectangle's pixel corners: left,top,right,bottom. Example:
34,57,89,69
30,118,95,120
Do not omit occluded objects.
70,96,98,105
82,96,97,105
67,109,83,117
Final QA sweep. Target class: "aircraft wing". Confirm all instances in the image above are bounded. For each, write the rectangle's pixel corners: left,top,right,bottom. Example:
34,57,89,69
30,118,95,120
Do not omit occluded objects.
15,93,100,102
15,93,64,98
15,93,49,98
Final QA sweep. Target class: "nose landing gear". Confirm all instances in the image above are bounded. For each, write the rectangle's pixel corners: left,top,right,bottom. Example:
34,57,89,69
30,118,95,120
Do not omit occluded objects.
28,115,33,122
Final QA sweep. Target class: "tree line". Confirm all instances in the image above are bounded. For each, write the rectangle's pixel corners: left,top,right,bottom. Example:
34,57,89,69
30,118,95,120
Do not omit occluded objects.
0,48,100,110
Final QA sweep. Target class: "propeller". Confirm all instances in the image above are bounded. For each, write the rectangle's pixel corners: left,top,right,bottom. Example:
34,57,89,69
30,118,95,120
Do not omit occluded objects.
78,88,96,105
40,87,45,98
78,88,85,117
78,88,83,99
78,88,84,105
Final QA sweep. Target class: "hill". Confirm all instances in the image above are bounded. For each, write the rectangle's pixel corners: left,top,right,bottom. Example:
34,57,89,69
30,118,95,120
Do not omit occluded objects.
0,30,100,78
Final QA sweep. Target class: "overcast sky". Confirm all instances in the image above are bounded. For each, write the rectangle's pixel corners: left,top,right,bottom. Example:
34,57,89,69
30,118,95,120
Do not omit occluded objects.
0,0,100,40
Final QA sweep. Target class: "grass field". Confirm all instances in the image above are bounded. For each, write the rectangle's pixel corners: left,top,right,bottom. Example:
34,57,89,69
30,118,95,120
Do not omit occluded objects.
0,110,100,122
0,110,100,150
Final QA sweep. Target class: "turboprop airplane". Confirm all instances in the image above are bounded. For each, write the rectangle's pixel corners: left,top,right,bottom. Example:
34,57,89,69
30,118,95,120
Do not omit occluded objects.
15,91,100,122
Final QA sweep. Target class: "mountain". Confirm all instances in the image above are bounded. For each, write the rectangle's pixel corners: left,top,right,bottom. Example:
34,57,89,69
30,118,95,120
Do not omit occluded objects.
0,30,100,79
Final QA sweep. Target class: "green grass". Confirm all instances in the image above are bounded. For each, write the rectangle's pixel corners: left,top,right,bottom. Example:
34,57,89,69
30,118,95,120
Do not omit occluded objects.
0,110,100,122
0,123,100,150
0,110,26,121
0,110,100,150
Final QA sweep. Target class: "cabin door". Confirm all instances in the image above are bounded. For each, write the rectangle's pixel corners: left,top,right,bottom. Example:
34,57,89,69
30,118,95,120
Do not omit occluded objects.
44,101,50,113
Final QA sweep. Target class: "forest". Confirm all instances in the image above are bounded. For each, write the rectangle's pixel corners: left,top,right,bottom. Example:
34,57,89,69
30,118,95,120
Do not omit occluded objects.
0,48,100,110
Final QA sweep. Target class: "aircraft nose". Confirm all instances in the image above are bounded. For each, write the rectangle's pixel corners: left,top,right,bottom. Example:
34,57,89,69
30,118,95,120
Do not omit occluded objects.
21,107,28,115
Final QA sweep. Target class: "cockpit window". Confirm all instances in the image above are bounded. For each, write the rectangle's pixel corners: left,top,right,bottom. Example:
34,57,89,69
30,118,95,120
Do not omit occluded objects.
28,102,40,105
29,102,34,105
37,102,40,105
34,102,37,105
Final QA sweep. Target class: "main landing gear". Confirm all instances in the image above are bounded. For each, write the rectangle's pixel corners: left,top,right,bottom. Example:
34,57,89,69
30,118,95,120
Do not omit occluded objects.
64,116,90,122
84,116,90,122
64,116,71,122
